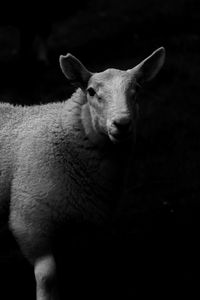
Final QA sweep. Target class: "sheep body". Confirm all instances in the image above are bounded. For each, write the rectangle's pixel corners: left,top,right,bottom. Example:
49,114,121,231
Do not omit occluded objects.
0,89,127,257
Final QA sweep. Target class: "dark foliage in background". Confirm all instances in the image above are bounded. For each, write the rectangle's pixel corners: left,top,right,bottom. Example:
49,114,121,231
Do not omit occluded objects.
1,0,200,298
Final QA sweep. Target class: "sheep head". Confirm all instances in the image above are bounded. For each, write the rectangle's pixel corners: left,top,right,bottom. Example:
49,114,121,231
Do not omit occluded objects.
59,47,165,144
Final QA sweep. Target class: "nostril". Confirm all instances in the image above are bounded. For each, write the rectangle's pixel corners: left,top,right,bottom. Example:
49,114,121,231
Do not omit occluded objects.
113,119,132,132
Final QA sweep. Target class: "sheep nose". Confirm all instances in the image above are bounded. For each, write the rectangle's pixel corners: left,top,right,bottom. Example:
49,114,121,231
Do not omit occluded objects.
113,118,132,133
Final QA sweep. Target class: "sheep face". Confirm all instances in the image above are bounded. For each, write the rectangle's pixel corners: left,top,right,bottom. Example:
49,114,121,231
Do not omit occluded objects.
86,69,139,143
60,47,165,143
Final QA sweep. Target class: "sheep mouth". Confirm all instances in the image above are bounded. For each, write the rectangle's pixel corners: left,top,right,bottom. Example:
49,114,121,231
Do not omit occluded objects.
108,130,132,143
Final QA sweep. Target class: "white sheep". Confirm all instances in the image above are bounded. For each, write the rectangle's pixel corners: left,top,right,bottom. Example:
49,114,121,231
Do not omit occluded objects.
0,47,165,300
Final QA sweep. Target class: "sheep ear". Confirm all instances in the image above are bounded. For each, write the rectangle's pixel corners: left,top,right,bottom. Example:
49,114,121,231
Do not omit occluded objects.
59,53,92,89
128,47,165,83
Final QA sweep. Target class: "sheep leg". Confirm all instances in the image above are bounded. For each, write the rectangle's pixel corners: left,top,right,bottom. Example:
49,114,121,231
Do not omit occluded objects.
9,199,60,300
34,254,59,300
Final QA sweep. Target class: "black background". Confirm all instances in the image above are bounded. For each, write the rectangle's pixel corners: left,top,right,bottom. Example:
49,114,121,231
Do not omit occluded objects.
1,0,200,298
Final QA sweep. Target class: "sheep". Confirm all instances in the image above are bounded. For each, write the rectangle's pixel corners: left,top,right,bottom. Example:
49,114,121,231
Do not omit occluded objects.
0,47,165,300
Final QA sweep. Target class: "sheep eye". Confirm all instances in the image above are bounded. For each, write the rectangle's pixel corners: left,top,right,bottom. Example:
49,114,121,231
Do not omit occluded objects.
87,87,96,97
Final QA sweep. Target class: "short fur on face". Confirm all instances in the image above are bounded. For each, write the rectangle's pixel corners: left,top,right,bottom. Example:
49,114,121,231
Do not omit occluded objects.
60,47,165,143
